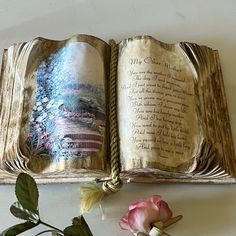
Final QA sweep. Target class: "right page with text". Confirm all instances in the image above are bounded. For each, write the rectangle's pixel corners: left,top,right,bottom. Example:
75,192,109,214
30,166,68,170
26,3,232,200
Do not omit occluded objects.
117,36,205,174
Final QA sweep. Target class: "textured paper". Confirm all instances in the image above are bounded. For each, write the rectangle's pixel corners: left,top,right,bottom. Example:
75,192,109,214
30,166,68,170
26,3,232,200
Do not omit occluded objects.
0,35,235,184
117,36,203,173
0,35,111,177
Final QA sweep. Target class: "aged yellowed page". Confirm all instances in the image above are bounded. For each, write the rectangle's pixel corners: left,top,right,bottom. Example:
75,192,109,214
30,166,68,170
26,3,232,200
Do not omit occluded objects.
0,35,111,176
117,36,204,173
0,35,235,184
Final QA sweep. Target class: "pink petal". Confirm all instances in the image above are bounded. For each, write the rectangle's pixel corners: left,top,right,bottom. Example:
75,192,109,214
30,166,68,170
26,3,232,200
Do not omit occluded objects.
129,200,143,210
156,200,173,221
147,195,162,205
129,200,150,210
120,196,173,234
119,212,133,231
127,203,160,233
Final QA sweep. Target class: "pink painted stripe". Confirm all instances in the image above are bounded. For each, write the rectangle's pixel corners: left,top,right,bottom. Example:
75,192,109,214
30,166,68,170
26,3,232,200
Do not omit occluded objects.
65,133,103,141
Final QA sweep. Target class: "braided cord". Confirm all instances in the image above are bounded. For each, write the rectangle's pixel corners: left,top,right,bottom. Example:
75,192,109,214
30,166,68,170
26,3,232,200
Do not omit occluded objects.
102,39,122,193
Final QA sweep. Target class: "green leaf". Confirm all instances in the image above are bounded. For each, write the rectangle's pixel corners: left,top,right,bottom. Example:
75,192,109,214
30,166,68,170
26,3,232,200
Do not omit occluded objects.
34,230,63,236
72,217,81,225
64,225,82,236
51,231,63,236
72,216,93,235
15,173,39,214
10,202,40,224
0,222,37,236
163,215,183,228
64,216,93,236
152,215,183,230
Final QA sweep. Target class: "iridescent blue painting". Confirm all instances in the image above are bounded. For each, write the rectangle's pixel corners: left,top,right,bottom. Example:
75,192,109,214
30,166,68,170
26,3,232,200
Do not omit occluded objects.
26,42,106,162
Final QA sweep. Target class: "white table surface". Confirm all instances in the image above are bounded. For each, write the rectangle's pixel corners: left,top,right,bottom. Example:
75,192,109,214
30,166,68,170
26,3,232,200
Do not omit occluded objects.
0,0,236,235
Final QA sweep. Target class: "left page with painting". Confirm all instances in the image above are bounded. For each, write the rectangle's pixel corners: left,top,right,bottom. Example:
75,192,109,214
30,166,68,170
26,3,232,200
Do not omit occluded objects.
0,35,111,183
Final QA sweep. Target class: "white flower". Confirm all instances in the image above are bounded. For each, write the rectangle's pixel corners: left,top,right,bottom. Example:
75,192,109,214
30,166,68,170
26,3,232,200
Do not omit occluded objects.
42,97,49,103
37,106,43,111
36,116,43,122
46,104,51,109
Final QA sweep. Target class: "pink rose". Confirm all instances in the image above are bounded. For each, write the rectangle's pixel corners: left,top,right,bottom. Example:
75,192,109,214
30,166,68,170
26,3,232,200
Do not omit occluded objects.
119,195,173,234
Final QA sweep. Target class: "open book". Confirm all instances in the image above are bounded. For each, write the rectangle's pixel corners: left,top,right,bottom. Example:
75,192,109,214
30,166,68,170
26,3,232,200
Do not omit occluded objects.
0,35,235,184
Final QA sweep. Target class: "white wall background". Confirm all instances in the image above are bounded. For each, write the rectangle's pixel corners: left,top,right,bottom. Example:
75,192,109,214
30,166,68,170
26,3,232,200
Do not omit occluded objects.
0,1,236,235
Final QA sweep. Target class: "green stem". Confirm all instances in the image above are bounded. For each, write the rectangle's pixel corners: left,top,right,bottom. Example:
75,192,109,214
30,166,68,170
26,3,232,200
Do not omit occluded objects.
39,220,64,234
35,230,61,236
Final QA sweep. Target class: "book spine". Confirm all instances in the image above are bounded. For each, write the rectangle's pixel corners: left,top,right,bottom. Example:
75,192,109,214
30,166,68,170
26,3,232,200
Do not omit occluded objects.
105,39,122,189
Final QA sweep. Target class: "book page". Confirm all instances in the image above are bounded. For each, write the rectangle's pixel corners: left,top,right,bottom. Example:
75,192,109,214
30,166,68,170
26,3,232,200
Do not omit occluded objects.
117,36,204,173
0,35,111,174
